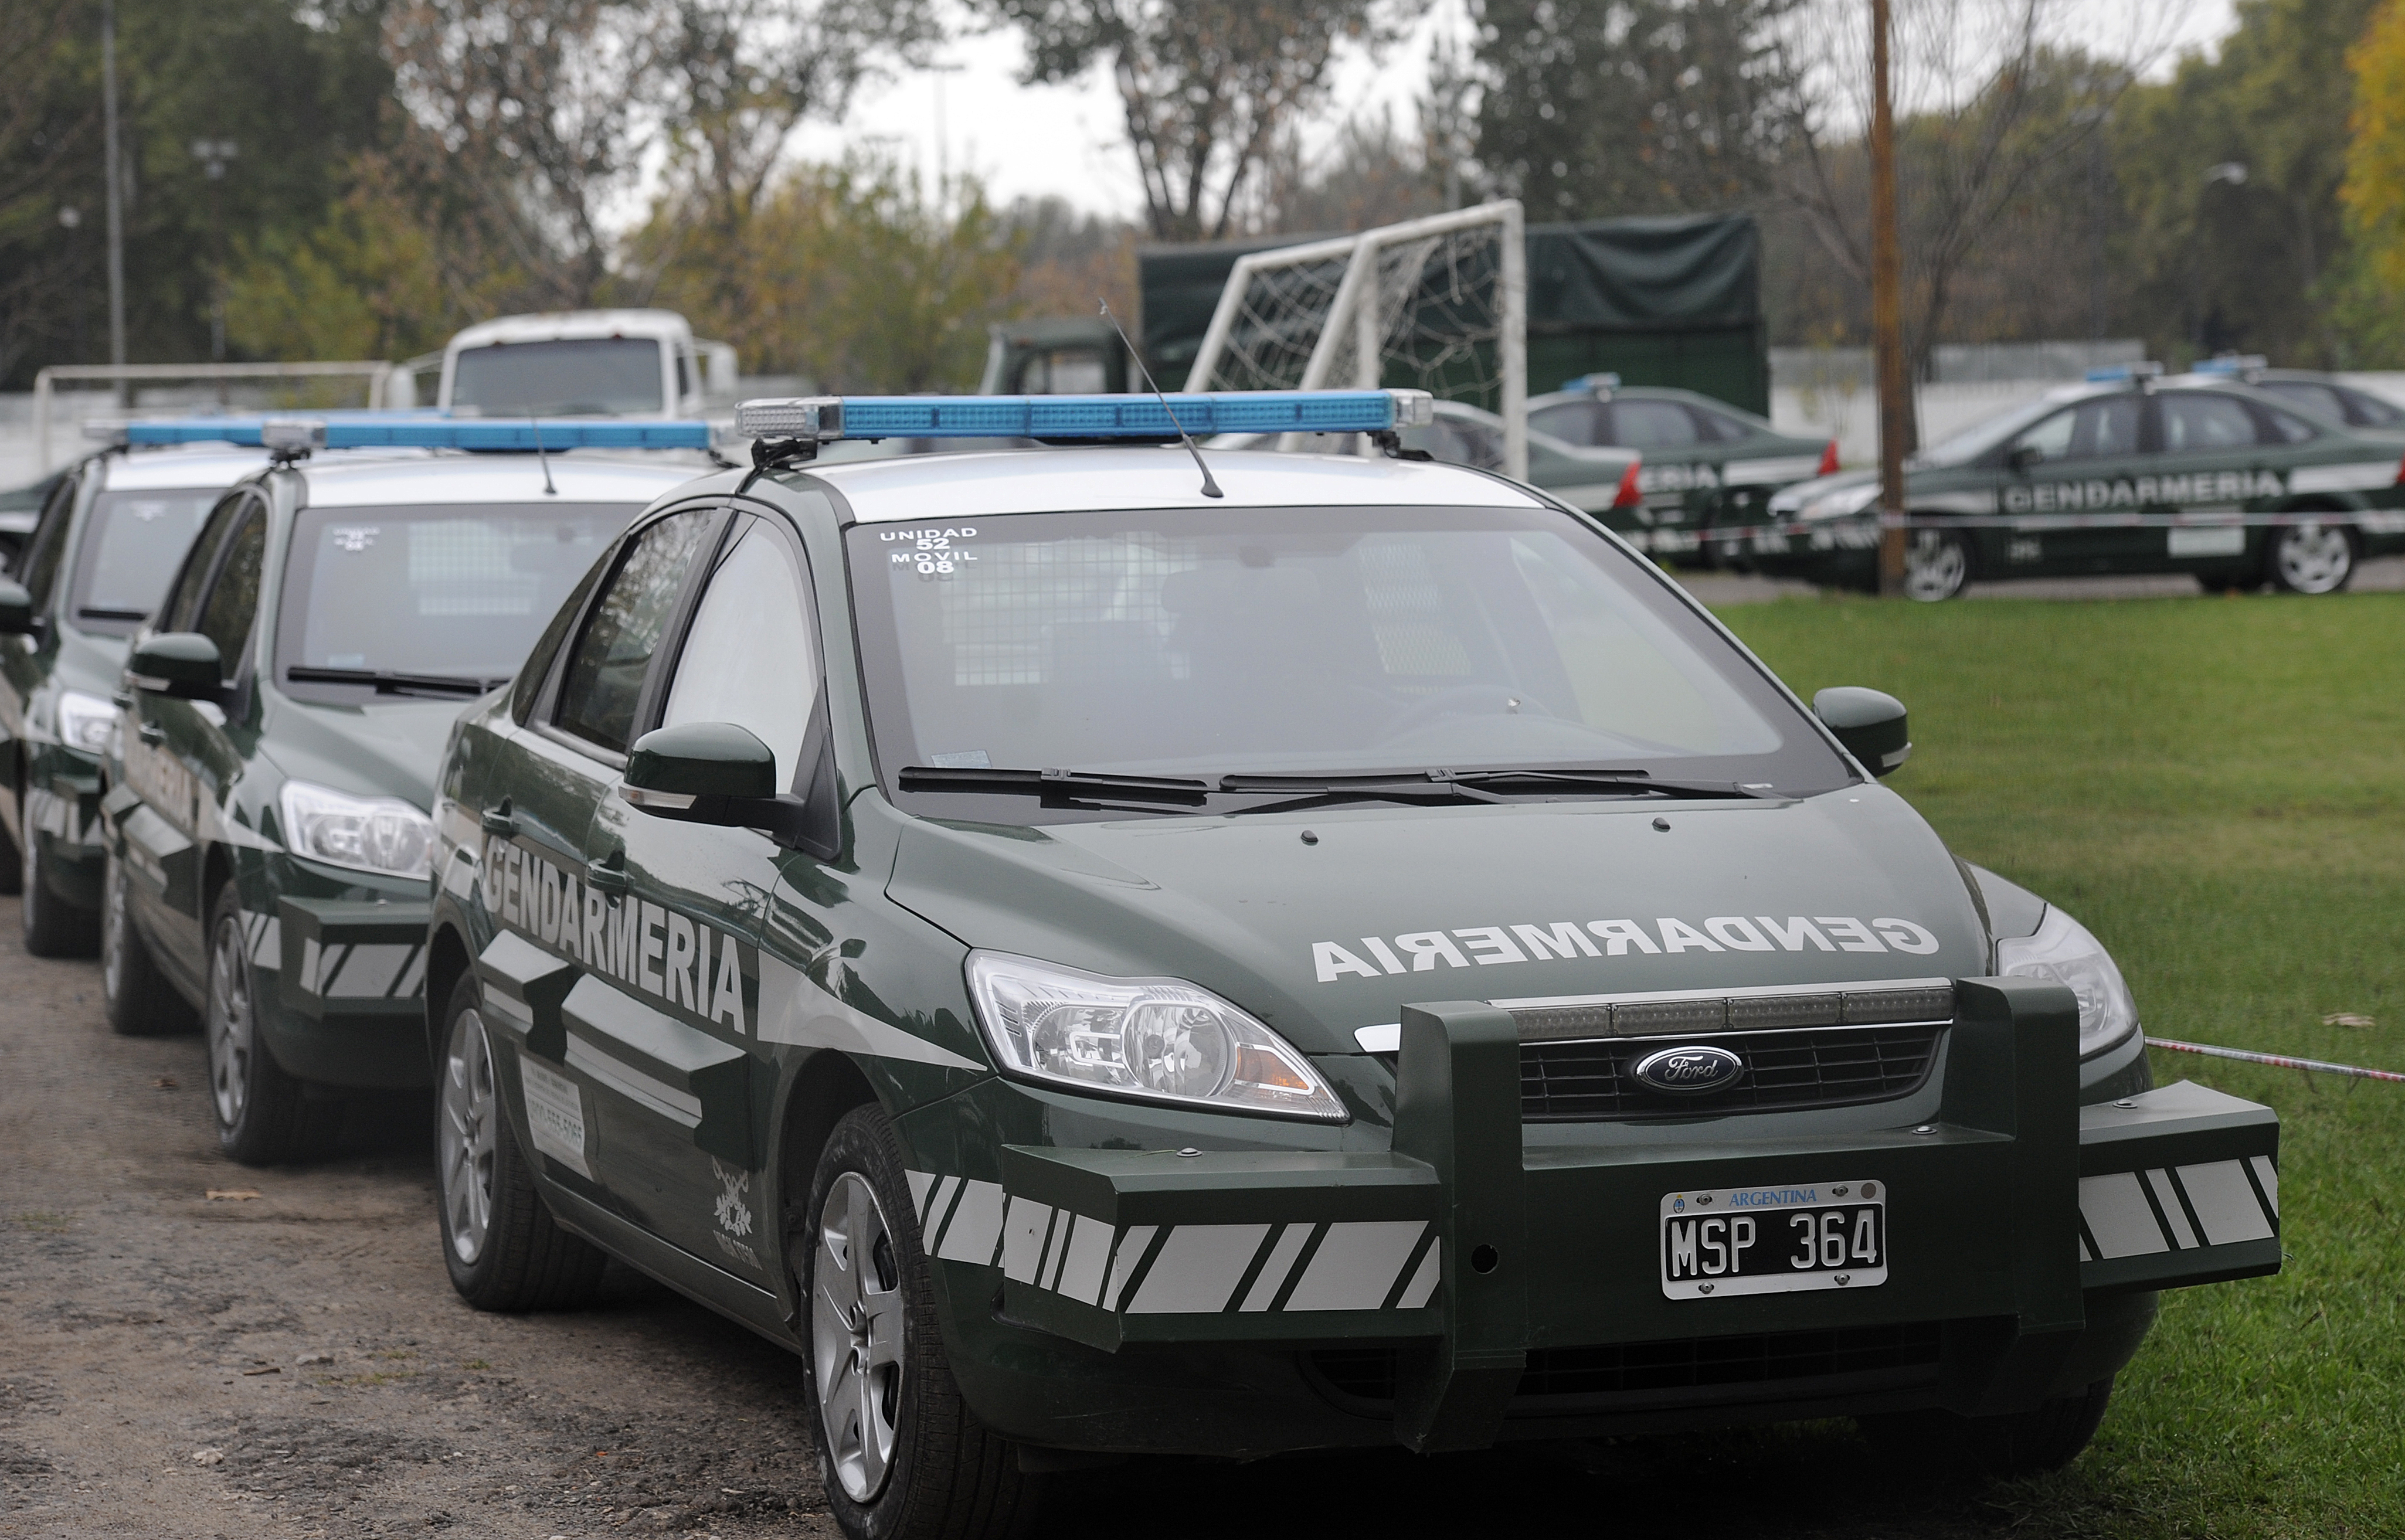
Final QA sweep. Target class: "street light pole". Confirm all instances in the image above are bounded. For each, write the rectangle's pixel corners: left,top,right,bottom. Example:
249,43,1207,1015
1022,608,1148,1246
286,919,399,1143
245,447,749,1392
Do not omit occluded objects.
102,0,126,384
1870,0,1909,596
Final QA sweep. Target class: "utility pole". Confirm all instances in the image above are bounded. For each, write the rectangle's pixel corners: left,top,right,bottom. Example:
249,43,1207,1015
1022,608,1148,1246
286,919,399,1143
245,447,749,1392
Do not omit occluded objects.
191,139,239,370
103,0,126,390
1869,0,1909,596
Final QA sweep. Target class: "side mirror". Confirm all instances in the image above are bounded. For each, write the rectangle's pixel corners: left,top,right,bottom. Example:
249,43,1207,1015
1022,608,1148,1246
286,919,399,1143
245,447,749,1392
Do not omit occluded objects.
1815,686,1911,777
0,579,33,636
621,719,840,859
127,632,225,702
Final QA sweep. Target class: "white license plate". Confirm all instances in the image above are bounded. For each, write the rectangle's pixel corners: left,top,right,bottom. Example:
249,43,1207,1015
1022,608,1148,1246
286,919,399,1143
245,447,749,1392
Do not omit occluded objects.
2168,526,2246,557
1660,1180,1888,1299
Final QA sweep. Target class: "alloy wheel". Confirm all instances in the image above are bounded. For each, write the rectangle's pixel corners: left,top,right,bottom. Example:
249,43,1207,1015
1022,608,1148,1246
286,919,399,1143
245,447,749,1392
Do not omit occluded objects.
811,1171,906,1503
2272,521,2353,594
19,817,36,939
439,1008,499,1264
1903,531,1968,602
101,854,128,999
206,914,254,1131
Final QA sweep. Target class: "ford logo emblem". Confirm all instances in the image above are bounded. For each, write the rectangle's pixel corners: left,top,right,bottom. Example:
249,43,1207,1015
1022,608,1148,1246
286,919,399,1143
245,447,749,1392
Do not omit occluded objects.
1632,1045,1745,1095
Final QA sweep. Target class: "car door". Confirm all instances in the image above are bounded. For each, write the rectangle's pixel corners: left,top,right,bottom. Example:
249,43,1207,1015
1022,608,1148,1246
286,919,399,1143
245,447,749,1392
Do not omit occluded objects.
2148,390,2277,571
0,468,80,847
1989,393,2147,574
569,511,812,1277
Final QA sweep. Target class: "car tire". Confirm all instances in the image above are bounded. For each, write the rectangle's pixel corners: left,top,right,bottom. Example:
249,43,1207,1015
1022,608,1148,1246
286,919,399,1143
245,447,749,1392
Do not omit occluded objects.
1903,529,1973,602
803,1104,1042,1540
101,847,195,1036
0,808,22,897
21,820,98,957
1857,1376,2114,1477
205,880,339,1165
436,973,609,1312
2267,518,2358,595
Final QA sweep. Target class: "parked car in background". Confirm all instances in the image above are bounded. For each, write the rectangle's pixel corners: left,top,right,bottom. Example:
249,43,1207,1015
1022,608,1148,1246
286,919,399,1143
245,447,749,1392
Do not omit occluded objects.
430,310,736,420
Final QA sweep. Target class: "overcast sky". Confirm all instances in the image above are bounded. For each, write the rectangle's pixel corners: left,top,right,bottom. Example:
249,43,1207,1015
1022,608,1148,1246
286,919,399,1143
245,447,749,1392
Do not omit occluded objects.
784,0,2243,223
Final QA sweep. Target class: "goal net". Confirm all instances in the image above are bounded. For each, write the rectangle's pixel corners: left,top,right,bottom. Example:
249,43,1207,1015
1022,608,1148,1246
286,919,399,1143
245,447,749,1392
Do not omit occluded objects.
1184,200,1527,477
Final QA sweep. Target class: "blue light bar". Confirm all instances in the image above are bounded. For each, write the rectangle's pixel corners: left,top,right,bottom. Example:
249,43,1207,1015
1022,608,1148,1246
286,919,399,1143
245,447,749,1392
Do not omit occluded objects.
2084,362,2164,384
123,416,714,451
2192,353,2268,376
1560,372,1621,394
734,390,1433,444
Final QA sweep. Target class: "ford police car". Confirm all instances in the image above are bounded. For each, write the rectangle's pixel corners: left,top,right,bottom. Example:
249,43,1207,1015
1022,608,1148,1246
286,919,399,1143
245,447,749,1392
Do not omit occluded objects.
1528,375,1839,565
1754,365,2405,599
0,442,264,956
425,389,2279,1539
98,415,711,1163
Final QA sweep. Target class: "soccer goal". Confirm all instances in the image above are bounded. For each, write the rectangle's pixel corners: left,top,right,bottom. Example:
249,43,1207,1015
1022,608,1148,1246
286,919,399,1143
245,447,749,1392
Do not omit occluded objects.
1184,200,1528,478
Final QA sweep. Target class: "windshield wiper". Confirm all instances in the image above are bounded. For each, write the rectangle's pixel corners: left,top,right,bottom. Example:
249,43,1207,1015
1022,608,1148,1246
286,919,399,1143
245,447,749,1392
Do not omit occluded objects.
79,606,151,623
285,666,503,698
897,766,1214,805
1214,766,1770,814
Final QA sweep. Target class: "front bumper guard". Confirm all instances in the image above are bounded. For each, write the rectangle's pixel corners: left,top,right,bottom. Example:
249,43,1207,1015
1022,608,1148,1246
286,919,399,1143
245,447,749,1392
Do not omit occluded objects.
276,893,433,1021
979,978,2277,1451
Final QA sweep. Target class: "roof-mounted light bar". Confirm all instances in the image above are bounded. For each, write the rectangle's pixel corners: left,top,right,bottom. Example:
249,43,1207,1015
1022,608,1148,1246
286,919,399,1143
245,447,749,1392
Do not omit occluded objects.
2085,361,2165,386
120,416,714,452
733,389,1435,447
1561,372,1622,396
2193,353,2270,377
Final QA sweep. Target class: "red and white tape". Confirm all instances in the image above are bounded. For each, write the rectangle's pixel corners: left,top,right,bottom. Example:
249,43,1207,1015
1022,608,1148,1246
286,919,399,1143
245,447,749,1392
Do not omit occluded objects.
2146,1036,2405,1083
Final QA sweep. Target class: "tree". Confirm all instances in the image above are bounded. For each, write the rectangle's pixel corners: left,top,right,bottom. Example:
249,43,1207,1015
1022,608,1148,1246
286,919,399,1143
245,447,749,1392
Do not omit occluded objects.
2339,0,2405,360
984,0,1421,241
1475,0,1804,219
0,0,98,384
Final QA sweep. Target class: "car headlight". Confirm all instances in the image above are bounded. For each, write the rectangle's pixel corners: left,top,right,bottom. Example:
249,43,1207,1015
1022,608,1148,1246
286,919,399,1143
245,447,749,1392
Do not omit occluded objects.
1995,905,2139,1056
277,780,434,879
55,689,117,754
1803,482,1883,521
966,951,1348,1123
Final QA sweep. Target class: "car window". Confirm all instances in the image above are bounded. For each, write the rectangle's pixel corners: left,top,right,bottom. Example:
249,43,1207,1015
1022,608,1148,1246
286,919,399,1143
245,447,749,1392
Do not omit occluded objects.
2336,384,2405,427
2257,380,2348,423
1017,348,1109,395
2008,397,2141,464
1403,416,1503,471
16,470,79,607
2159,392,2261,451
160,495,250,633
553,508,719,754
1529,401,1606,447
2256,405,2318,444
192,506,266,682
450,338,665,416
1611,400,1700,448
66,489,221,633
1691,407,1751,443
661,521,820,788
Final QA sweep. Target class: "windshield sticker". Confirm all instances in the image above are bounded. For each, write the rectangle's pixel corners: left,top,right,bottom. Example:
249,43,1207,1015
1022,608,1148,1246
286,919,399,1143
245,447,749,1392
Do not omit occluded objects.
330,526,379,552
927,750,991,769
1312,916,1941,983
130,500,168,522
883,526,979,579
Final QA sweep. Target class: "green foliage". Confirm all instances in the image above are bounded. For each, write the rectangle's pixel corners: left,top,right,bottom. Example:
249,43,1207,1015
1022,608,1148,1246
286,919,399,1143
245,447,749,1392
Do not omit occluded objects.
1717,590,2405,1537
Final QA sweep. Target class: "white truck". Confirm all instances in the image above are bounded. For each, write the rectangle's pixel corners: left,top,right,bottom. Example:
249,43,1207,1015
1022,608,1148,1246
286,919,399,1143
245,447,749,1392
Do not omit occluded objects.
391,310,738,418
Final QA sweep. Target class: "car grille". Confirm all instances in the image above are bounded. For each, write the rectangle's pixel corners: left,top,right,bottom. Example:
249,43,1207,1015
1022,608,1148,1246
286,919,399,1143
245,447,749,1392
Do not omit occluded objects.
1308,1322,1945,1409
1520,1022,1944,1122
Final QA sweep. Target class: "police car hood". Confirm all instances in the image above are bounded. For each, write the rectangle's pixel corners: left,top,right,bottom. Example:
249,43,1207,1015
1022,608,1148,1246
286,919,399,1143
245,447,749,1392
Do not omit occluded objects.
256,693,472,812
886,784,1989,1057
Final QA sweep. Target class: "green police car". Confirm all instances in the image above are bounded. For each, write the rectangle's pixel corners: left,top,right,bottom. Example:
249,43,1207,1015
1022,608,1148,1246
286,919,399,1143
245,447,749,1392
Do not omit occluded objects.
426,389,2278,1538
99,416,709,1163
1527,375,1839,565
0,443,264,957
1754,366,2405,600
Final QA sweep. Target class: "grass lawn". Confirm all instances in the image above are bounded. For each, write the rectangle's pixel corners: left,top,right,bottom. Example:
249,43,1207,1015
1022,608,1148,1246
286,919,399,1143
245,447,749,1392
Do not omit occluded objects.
1715,587,2405,1537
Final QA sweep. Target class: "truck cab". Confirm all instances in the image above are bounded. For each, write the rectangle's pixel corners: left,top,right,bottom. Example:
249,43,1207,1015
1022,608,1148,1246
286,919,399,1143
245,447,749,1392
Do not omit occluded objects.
435,310,736,420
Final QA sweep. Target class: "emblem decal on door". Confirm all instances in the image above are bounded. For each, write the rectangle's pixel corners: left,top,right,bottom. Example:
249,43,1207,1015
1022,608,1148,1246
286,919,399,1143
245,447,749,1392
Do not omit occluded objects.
709,1157,761,1269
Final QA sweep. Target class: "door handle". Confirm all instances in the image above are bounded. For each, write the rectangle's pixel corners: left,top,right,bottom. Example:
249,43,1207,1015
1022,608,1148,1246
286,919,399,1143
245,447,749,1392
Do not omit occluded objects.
480,801,515,835
136,722,164,744
585,855,630,895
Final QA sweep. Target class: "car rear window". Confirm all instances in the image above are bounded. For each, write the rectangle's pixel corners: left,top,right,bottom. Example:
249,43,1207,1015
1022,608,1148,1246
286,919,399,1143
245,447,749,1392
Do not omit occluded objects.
67,489,223,634
450,338,665,416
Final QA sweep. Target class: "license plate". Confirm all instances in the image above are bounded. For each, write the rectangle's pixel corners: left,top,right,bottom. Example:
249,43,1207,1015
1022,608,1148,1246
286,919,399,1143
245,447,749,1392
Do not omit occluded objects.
1660,1180,1888,1298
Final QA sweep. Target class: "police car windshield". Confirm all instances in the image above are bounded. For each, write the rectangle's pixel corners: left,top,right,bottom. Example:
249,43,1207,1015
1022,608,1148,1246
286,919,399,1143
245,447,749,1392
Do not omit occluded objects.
68,489,220,634
847,504,1854,803
276,502,643,696
1910,395,2070,468
451,339,664,416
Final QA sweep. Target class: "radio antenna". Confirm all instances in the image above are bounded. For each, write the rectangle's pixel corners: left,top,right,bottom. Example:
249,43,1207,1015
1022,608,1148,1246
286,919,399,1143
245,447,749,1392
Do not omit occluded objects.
531,415,557,495
1100,298,1221,499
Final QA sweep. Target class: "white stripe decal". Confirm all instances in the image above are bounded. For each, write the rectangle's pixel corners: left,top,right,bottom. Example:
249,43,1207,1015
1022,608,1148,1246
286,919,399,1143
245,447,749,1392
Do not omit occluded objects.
2148,1170,2200,1249
2180,1159,2276,1245
563,1033,703,1127
1126,1224,1271,1314
754,951,985,1072
935,1179,1006,1265
1103,1225,1157,1310
999,1197,1054,1284
246,913,281,970
443,848,480,900
905,1169,935,1222
1396,1243,1441,1309
1282,1221,1428,1312
2288,460,2396,493
2250,1155,2280,1216
393,944,427,999
923,1176,961,1244
1239,1224,1314,1313
1056,1215,1115,1306
2078,1171,2165,1259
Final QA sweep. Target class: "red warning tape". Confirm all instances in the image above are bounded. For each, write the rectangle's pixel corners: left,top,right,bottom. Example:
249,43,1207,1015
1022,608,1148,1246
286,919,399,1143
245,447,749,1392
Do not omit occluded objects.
2146,1036,2405,1083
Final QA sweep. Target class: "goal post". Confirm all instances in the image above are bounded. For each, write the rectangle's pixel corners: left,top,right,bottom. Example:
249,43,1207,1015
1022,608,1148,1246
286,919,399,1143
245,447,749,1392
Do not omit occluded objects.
1185,200,1527,479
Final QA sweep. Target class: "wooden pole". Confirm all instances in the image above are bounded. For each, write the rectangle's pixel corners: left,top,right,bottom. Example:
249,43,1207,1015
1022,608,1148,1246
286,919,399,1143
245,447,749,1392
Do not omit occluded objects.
1870,0,1909,594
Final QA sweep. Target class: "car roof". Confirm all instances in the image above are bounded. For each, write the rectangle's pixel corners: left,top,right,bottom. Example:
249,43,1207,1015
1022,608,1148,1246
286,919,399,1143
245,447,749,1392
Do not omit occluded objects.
99,446,273,491
448,310,692,349
284,451,708,509
806,445,1545,520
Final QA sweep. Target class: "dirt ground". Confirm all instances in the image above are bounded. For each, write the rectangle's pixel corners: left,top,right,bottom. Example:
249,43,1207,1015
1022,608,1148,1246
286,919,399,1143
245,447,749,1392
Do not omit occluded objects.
1,895,2047,1540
